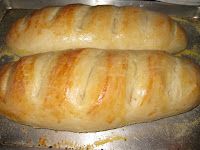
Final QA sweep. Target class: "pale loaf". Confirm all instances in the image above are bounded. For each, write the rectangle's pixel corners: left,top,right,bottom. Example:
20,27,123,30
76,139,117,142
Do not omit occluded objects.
6,4,187,56
0,49,199,132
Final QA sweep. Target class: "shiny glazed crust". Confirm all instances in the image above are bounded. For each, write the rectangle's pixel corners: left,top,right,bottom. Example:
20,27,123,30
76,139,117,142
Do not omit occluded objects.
0,49,199,132
6,4,187,56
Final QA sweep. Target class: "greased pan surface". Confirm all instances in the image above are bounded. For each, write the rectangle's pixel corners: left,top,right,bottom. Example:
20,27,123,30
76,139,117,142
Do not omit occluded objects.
0,0,200,149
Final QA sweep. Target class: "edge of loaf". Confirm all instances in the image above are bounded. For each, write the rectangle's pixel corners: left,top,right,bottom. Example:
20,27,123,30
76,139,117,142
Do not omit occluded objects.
0,49,199,132
6,4,188,56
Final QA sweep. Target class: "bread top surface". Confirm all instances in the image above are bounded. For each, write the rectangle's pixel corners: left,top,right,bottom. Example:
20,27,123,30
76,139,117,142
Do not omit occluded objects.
0,49,199,132
6,4,187,56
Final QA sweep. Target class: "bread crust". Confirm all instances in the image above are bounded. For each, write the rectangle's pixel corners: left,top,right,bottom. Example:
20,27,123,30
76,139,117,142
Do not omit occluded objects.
0,49,199,132
6,5,187,56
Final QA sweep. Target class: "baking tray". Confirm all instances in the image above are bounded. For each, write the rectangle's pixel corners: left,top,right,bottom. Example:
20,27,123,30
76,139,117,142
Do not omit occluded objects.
0,0,200,150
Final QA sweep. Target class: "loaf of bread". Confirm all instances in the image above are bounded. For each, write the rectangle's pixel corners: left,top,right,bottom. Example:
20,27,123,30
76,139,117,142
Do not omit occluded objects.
6,4,187,56
0,49,199,132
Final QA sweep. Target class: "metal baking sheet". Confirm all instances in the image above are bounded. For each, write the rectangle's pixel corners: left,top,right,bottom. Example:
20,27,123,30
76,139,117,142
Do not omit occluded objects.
0,0,200,150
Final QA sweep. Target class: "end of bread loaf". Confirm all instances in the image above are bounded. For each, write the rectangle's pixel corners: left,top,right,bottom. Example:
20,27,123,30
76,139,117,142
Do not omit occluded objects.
6,5,188,56
167,22,188,53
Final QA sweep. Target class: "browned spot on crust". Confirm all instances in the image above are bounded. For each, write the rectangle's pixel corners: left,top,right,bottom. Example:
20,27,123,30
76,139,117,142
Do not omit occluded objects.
155,18,165,27
121,7,142,33
106,115,115,124
0,63,12,100
87,53,112,115
140,53,168,113
7,55,37,101
87,52,127,124
52,5,80,35
7,19,22,44
148,110,156,117
43,49,83,121
140,55,154,106
1,55,38,121
97,76,109,104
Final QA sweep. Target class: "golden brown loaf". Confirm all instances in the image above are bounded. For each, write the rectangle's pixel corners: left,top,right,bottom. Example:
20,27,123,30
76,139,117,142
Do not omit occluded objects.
6,4,187,56
0,49,199,132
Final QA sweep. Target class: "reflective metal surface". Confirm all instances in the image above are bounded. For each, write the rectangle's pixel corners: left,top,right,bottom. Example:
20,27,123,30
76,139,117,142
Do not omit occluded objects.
2,0,200,17
0,0,200,150
159,0,200,6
